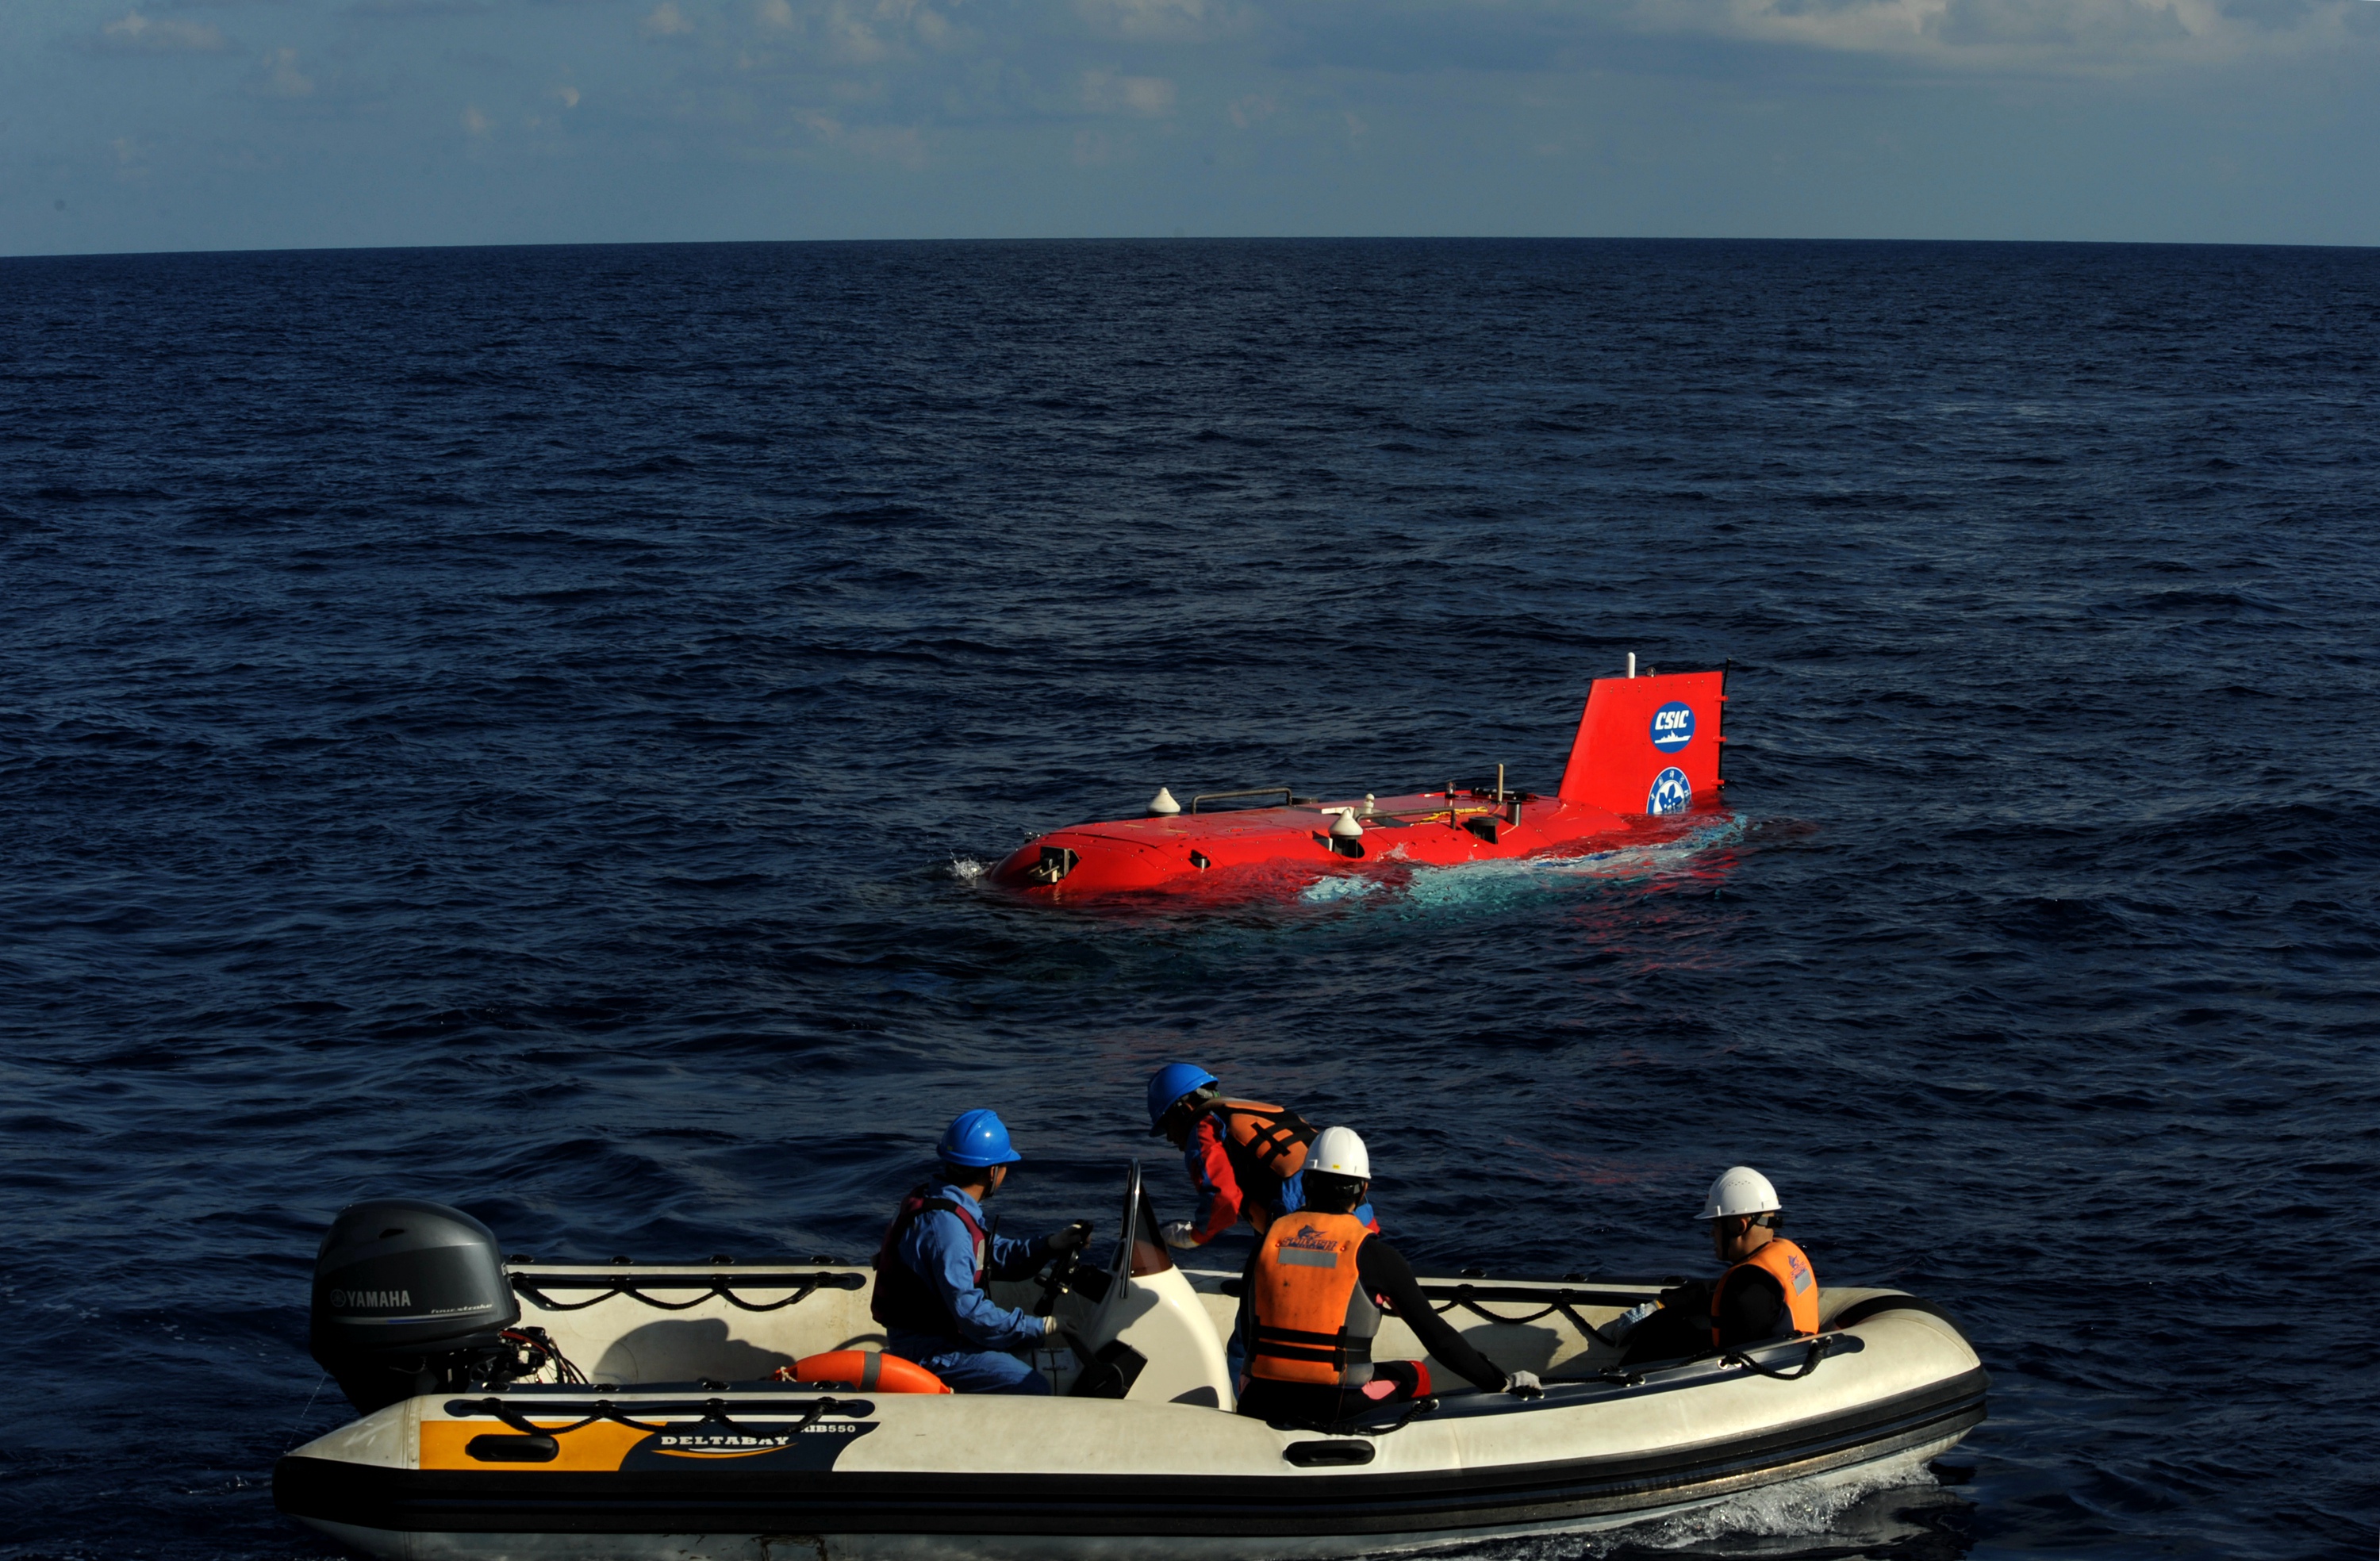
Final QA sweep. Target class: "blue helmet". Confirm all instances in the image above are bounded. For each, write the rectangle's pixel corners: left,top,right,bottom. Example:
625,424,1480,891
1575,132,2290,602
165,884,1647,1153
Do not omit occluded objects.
1146,1064,1219,1133
939,1108,1023,1168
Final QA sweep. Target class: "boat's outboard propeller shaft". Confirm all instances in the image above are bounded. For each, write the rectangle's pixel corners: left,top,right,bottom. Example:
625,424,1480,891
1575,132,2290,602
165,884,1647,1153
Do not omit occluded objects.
309,1198,521,1414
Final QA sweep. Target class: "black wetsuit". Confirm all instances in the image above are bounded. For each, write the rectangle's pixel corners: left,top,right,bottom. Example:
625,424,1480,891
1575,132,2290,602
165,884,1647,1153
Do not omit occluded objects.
1619,1266,1792,1364
1234,1236,1507,1424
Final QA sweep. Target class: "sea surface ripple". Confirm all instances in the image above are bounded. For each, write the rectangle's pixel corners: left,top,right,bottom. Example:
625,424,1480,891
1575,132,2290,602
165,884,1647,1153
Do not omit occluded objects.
1,239,2375,1560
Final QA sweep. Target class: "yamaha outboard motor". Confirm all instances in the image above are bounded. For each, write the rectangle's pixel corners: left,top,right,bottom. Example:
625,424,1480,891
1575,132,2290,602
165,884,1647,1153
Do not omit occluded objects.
309,1198,520,1414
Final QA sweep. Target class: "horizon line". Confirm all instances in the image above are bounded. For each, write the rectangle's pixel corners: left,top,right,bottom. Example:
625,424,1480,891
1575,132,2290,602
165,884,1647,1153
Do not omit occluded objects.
8,232,2379,265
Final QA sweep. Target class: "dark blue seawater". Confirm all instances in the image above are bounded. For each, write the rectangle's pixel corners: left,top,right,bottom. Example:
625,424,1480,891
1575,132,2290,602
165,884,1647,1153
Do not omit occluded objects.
2,239,2376,1560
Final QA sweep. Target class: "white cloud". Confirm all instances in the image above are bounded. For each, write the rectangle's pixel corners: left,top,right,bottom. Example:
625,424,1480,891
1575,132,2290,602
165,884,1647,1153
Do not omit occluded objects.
758,0,966,63
1082,68,1177,114
793,107,930,165
109,134,155,183
248,47,315,98
347,0,489,14
1073,125,1129,163
844,123,928,165
643,2,695,36
1618,0,2366,66
821,0,892,59
551,84,581,108
1075,0,1228,42
95,12,227,52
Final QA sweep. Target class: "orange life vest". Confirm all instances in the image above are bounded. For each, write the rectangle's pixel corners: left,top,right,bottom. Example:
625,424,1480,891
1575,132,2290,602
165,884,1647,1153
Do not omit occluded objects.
1711,1237,1820,1346
1211,1100,1315,1222
1246,1212,1380,1387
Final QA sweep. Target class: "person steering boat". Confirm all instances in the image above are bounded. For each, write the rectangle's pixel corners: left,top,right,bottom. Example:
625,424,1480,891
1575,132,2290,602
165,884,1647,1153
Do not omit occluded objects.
871,1109,1092,1395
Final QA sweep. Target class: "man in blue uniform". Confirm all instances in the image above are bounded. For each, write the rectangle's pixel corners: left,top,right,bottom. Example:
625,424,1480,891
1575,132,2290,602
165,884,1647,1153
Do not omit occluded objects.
871,1109,1092,1395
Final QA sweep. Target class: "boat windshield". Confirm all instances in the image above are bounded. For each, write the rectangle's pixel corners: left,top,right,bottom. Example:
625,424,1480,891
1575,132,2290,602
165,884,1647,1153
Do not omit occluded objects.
1115,1160,1174,1280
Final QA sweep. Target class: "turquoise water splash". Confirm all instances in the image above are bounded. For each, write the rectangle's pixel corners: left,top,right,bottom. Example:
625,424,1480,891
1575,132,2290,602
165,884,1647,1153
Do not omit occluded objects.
1292,815,1748,914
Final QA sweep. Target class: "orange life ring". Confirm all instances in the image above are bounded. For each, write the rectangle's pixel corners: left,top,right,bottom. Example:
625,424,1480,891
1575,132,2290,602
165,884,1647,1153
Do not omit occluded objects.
781,1350,951,1394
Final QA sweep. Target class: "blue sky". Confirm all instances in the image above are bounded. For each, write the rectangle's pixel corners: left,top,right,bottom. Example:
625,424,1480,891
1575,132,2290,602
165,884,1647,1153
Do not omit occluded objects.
6,0,2377,254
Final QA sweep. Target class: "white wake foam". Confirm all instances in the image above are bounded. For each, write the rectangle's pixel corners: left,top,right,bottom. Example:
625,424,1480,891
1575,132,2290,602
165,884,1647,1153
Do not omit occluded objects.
1617,1448,1940,1550
1393,816,1747,912
1412,1448,1944,1560
1299,874,1382,903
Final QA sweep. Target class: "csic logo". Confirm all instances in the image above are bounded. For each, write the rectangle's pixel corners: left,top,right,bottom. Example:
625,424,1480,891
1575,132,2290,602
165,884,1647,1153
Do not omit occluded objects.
1649,702,1695,754
1647,769,1692,815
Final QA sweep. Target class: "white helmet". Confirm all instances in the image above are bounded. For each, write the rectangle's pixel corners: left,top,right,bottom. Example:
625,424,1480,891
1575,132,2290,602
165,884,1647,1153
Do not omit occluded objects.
1307,1126,1371,1180
1700,1165,1780,1220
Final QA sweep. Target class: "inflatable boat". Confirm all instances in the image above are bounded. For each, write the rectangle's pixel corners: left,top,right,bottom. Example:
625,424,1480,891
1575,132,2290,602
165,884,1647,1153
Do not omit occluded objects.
276,1164,1987,1560
993,664,1730,896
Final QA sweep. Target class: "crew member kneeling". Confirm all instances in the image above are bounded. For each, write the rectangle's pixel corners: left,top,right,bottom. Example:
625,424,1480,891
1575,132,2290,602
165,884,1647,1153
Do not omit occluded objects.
1143,1063,1376,1252
872,1109,1092,1395
1618,1164,1820,1365
1234,1127,1539,1425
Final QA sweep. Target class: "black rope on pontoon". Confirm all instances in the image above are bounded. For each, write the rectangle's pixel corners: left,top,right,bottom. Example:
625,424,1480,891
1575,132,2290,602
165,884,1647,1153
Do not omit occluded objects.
452,1394,862,1438
1587,1336,1833,1386
1723,1336,1833,1381
512,1276,837,1314
1426,1285,1628,1348
1266,1394,1441,1439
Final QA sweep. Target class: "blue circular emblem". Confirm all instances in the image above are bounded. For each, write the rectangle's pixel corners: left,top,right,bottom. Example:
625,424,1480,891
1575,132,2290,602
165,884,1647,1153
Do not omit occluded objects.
1649,701,1695,754
1647,768,1692,815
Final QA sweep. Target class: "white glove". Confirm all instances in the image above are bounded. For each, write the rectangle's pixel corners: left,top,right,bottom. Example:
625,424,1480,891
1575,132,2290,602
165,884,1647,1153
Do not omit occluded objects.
1161,1220,1200,1249
1042,1314,1059,1338
1613,1302,1659,1337
1503,1370,1543,1398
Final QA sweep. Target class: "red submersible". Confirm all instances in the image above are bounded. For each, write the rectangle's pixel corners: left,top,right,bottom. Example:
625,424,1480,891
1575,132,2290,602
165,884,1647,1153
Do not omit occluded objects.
993,662,1729,896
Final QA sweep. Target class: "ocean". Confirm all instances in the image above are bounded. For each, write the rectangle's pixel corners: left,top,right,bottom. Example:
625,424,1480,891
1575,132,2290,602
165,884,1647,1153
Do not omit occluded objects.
1,238,2374,1559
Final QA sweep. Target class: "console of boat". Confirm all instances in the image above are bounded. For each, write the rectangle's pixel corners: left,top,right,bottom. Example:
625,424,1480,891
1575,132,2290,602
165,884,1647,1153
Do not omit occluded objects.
275,1164,1987,1560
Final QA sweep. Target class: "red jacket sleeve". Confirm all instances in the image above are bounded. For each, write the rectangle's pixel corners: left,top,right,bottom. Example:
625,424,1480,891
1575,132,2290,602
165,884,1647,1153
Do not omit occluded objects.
1184,1116,1246,1245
